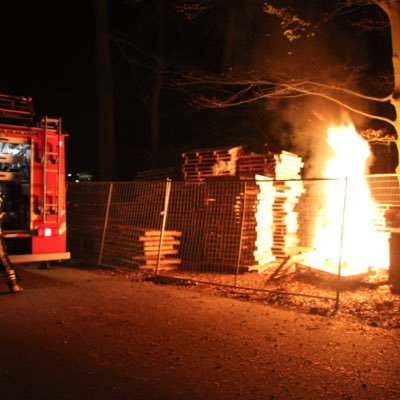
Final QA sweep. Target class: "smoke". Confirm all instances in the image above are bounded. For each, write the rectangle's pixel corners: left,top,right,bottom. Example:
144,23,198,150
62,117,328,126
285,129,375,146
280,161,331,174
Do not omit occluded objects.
266,96,374,178
256,28,372,178
265,97,335,178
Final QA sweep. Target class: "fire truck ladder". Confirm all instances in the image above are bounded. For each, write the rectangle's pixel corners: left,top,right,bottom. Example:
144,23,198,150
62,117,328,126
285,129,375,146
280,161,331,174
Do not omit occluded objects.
41,116,62,223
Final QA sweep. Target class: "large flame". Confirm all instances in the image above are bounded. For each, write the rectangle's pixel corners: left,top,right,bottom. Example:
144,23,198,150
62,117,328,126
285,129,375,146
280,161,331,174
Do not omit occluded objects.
309,122,389,276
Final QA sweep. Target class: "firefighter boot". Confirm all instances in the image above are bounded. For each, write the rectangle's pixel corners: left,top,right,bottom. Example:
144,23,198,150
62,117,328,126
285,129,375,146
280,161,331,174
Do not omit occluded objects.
8,282,23,293
5,270,23,293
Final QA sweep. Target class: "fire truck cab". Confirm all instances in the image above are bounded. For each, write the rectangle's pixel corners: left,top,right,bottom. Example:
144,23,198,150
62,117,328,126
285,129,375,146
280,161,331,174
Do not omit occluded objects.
0,93,70,263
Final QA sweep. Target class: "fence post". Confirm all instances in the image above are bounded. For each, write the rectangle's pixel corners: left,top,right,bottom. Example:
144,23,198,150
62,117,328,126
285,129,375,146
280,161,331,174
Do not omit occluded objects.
235,180,247,287
156,178,172,275
335,177,348,311
98,183,113,266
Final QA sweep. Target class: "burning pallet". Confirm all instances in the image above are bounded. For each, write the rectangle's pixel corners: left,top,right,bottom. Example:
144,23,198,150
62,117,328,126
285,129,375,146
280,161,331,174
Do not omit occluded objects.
296,262,372,282
130,229,182,271
289,248,374,282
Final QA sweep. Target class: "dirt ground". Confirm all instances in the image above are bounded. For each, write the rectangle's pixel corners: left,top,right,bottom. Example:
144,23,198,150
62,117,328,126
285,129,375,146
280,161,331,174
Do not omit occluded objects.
0,263,399,400
122,266,400,330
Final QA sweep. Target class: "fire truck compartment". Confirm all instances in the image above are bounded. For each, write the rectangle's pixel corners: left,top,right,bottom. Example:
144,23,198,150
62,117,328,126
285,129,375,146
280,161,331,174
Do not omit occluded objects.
0,141,30,232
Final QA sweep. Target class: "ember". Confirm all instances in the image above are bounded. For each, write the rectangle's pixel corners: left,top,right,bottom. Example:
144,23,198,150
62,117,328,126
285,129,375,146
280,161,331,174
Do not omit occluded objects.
304,121,390,277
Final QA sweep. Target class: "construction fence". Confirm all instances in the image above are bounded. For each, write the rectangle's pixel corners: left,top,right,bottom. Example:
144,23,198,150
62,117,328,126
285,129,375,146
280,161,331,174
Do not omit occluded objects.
66,175,400,306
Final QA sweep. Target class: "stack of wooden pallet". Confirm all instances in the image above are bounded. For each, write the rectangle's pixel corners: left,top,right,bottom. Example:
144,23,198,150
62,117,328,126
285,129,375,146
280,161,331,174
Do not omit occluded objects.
179,145,305,274
273,151,304,180
237,152,275,179
270,151,304,261
240,152,304,272
251,176,276,269
269,185,301,260
182,146,243,182
238,184,259,269
131,229,182,271
182,147,303,182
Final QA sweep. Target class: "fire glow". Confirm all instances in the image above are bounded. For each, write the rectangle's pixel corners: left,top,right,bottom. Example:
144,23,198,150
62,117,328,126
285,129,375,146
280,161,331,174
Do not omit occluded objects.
306,121,389,277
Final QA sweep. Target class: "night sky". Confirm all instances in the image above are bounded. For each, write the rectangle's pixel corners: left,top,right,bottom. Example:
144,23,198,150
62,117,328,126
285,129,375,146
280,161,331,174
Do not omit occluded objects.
1,1,396,179
1,2,96,175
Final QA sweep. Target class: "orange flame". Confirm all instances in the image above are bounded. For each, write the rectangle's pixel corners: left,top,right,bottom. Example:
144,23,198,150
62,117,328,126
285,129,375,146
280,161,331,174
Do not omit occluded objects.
310,122,389,276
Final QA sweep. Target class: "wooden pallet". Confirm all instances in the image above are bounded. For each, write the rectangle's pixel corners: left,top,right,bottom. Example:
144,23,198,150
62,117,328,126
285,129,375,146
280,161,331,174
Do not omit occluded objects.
125,228,182,271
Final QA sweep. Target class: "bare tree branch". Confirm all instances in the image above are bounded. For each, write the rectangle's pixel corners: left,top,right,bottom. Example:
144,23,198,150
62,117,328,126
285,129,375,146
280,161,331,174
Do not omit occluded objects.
280,83,397,128
289,81,393,103
179,74,397,128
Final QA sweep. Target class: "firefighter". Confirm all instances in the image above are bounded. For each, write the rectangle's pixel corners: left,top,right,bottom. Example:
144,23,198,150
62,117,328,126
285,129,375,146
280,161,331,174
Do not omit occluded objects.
0,195,22,293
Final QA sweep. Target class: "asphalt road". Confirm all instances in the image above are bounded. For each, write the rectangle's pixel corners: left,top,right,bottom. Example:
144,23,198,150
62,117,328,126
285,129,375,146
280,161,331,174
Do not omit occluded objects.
0,265,399,400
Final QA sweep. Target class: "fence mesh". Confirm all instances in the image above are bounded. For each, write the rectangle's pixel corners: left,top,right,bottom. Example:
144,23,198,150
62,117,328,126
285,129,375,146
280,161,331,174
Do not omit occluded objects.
66,174,399,300
67,182,111,264
165,180,246,286
99,181,167,269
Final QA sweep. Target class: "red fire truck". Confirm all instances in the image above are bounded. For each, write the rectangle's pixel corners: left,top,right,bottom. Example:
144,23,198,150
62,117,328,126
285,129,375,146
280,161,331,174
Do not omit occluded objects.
0,93,70,264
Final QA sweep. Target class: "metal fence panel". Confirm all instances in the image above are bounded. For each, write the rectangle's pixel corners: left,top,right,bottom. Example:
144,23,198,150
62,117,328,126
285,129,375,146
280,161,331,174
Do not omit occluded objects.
67,182,111,263
162,180,246,285
66,175,397,303
367,174,400,206
99,181,167,269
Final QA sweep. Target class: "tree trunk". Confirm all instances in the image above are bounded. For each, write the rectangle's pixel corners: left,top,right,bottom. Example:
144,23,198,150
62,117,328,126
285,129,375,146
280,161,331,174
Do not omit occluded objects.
150,0,166,168
92,0,116,180
379,1,400,173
